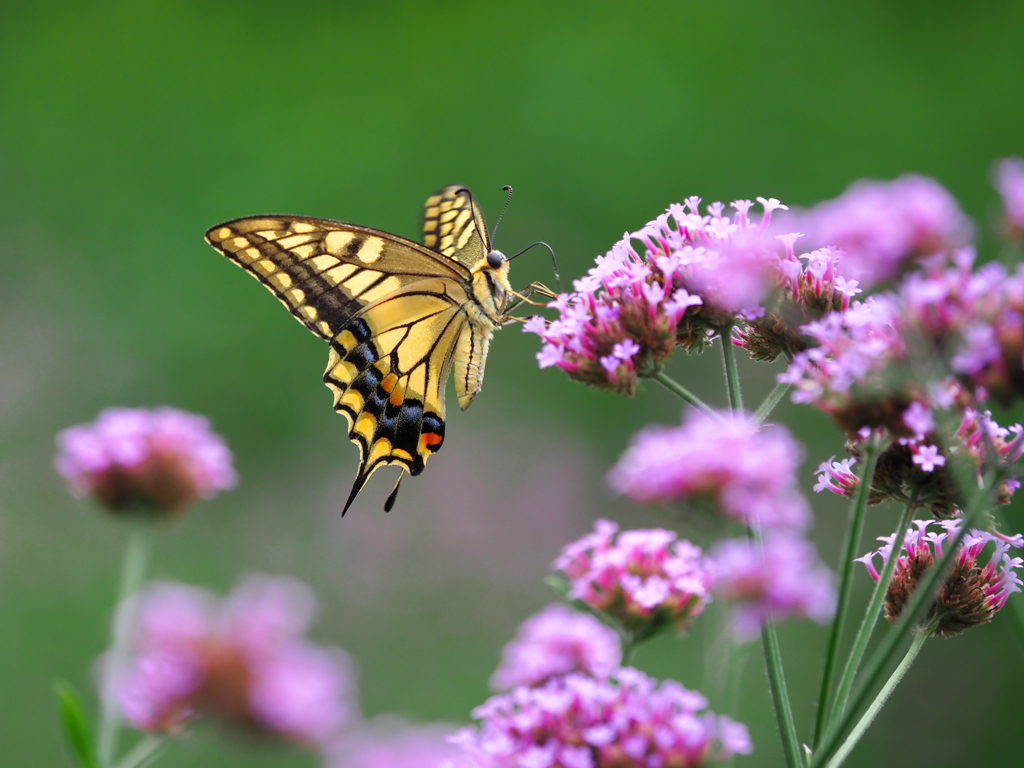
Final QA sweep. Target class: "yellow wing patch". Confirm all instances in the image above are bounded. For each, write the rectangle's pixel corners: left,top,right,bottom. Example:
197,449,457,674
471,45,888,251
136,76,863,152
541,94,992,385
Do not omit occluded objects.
422,186,489,268
206,185,506,514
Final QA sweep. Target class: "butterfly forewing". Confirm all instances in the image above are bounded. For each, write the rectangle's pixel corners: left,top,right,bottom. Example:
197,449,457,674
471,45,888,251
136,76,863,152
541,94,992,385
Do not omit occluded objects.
206,216,469,341
422,186,490,267
206,185,502,514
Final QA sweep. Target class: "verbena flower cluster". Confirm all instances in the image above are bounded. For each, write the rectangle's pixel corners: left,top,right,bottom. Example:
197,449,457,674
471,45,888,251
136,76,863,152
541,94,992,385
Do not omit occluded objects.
109,574,354,745
328,719,473,768
524,197,791,394
55,406,236,515
606,408,835,639
609,409,810,529
552,519,714,641
734,239,863,362
856,520,1023,637
490,604,622,690
781,174,971,288
815,387,1024,518
785,249,1024,517
710,531,836,640
450,668,752,768
783,250,1024,416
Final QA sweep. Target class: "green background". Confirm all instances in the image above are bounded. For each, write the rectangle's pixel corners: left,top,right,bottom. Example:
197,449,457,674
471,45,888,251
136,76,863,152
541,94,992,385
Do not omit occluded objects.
2,2,1023,766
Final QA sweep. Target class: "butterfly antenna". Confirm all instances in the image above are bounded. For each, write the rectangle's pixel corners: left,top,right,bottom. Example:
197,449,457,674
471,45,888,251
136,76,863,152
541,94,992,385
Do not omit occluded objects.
490,185,514,244
508,241,564,293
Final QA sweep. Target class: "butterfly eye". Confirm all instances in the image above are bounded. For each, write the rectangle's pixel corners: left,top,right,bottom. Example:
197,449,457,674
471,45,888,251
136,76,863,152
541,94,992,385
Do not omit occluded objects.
486,250,506,269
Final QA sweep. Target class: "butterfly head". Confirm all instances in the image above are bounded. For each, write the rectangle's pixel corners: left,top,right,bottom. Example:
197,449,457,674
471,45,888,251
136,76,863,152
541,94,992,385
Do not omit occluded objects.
469,249,512,321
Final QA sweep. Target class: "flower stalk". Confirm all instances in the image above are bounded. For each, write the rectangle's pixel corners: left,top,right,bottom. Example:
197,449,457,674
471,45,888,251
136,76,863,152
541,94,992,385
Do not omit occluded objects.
823,628,929,768
98,529,152,768
812,441,880,747
812,481,993,766
650,368,716,413
823,499,915,739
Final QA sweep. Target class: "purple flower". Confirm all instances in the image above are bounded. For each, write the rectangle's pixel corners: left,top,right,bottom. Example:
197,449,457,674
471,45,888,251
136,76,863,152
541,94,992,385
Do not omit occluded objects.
779,294,907,429
451,668,752,767
994,157,1024,238
911,444,945,472
609,409,811,529
108,574,355,745
710,532,836,641
857,519,1023,636
734,242,865,362
490,604,622,690
814,456,860,497
553,520,713,641
55,406,236,516
784,174,971,287
782,245,1024,420
809,381,1023,519
526,197,786,394
328,718,475,768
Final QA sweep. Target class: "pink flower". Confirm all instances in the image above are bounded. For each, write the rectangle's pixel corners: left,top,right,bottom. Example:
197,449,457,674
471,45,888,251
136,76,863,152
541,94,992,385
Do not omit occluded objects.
735,242,864,363
490,604,622,690
857,519,1023,636
451,668,752,767
108,574,355,746
329,719,475,768
785,174,971,287
609,409,811,529
55,407,236,516
526,197,785,394
710,532,836,640
808,382,1022,519
553,520,713,641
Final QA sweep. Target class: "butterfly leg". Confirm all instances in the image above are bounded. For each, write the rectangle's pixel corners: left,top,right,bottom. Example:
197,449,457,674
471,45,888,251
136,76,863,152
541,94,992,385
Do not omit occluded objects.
506,281,558,313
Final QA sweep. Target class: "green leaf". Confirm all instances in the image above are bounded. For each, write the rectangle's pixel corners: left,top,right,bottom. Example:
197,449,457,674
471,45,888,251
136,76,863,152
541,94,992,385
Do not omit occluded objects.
54,682,98,768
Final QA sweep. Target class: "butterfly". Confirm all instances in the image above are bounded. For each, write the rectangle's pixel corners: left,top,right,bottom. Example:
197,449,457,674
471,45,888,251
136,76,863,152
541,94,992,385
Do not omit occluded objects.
206,185,533,514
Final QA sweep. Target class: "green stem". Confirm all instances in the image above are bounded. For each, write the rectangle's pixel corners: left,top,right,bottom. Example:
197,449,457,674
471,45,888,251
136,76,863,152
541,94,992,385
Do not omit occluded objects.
748,523,803,767
720,327,743,412
650,370,716,414
812,443,880,747
812,485,991,766
762,617,804,768
98,529,152,768
826,500,915,733
115,736,166,768
823,629,929,768
754,381,791,424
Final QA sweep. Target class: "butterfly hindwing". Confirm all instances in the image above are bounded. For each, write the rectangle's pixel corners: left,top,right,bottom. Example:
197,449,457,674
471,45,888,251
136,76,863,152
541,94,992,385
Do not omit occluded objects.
324,278,473,509
206,185,506,514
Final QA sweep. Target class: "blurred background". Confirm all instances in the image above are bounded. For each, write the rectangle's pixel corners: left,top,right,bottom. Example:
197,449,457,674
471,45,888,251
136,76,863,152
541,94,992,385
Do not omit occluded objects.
2,1,1024,765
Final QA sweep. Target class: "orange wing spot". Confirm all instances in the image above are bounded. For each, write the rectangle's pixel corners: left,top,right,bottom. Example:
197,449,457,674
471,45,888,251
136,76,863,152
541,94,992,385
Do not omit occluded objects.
420,432,443,451
380,373,399,394
389,386,404,407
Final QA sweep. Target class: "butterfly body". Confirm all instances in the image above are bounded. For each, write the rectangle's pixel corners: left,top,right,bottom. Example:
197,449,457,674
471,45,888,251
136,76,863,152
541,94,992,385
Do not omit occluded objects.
206,186,511,513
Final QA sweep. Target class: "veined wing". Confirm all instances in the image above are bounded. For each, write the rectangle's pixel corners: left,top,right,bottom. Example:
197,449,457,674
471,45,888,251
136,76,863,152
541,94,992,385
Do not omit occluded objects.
206,216,470,341
325,276,473,512
422,185,490,268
